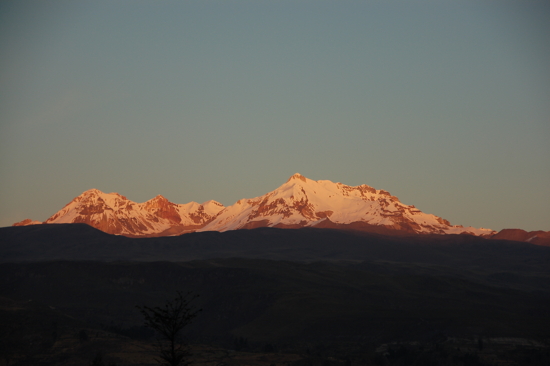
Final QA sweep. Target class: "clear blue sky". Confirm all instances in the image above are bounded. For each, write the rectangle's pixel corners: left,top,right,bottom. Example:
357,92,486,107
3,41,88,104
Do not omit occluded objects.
1,1,549,231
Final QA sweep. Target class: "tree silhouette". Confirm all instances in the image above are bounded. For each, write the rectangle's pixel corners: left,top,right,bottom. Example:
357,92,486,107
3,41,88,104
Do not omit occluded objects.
137,292,201,366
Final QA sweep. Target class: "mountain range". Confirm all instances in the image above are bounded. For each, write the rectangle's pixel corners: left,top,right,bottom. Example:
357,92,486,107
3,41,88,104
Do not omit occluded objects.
12,173,549,244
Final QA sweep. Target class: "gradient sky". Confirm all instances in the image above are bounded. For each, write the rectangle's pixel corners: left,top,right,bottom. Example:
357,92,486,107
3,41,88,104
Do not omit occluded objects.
1,1,549,232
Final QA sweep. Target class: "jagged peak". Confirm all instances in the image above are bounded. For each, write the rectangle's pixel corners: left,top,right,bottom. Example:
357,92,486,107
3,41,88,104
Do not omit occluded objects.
287,173,308,183
82,188,105,195
152,194,168,201
79,188,126,200
143,194,172,208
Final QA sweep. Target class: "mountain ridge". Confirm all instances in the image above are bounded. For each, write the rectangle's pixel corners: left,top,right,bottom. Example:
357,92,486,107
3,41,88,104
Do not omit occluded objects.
20,188,225,237
12,173,539,240
197,173,492,236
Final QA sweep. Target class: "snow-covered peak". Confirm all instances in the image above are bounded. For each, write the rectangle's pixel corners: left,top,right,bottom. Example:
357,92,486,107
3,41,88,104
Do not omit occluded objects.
203,199,224,207
287,172,308,183
152,194,168,201
143,194,172,209
79,188,124,199
70,188,129,207
201,200,225,215
200,174,496,236
39,189,225,237
82,188,102,195
14,174,496,238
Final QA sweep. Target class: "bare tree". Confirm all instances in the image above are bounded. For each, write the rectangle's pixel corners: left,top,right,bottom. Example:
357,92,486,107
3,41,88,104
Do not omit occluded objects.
137,292,201,366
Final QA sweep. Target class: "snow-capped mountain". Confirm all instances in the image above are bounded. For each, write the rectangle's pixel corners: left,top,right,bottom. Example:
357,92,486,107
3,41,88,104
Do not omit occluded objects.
14,188,225,237
198,173,494,236
13,173,496,237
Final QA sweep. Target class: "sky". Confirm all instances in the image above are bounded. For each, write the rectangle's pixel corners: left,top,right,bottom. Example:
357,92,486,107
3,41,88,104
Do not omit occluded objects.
1,0,549,232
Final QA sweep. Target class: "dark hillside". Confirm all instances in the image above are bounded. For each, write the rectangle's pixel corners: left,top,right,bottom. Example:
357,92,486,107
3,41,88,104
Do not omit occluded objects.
3,224,550,295
1,259,549,346
2,225,550,364
2,224,550,270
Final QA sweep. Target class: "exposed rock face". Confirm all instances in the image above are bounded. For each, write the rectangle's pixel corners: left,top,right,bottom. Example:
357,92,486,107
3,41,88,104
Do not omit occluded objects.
143,195,182,224
41,189,224,237
12,173,503,238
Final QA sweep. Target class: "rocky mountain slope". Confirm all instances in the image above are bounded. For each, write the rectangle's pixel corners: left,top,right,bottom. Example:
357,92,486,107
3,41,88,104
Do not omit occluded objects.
13,173,498,237
199,173,494,236
14,189,224,237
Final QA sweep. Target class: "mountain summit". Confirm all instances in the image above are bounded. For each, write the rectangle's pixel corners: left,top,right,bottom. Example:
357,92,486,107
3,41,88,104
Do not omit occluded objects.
13,174,495,237
198,173,494,236
24,188,225,237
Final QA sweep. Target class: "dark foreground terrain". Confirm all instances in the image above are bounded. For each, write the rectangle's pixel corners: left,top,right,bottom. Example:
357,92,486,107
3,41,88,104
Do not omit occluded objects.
1,225,550,365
